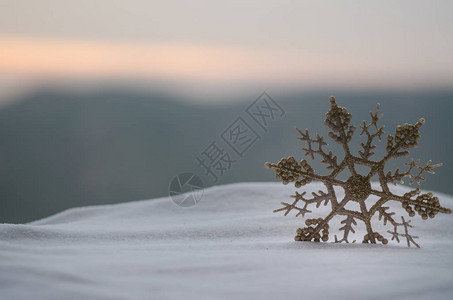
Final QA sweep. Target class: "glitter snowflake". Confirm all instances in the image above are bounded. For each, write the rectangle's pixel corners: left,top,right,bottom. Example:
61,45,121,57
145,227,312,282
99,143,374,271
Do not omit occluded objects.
265,96,451,247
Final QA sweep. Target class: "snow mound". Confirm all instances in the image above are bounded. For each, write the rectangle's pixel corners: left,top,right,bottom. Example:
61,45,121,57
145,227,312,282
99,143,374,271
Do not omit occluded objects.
1,182,453,299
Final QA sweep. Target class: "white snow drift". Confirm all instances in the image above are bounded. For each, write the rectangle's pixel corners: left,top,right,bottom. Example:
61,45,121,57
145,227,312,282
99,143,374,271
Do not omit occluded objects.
1,182,453,300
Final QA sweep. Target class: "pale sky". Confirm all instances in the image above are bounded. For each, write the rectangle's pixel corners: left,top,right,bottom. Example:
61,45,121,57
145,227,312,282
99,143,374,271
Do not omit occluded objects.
0,0,452,103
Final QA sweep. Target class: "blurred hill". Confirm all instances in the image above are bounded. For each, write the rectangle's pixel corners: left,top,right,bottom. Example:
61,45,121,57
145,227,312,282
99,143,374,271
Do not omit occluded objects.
0,89,452,223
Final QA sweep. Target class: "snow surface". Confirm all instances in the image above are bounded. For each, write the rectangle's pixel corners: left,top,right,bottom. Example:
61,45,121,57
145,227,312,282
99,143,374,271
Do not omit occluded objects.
1,182,453,300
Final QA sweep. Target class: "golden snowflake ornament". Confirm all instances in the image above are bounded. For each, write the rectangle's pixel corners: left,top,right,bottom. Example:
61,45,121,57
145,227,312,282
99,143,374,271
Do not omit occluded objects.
265,96,451,247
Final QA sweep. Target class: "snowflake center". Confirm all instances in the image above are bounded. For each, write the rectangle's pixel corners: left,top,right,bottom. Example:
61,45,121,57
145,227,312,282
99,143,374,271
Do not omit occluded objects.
345,175,371,201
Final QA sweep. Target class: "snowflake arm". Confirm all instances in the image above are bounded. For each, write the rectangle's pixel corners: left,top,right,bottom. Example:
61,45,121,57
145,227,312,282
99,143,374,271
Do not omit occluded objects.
358,103,385,160
377,206,399,227
273,189,332,218
384,118,425,161
384,158,442,186
273,191,312,217
405,159,443,185
296,128,338,170
264,158,345,188
386,217,420,248
334,215,357,243
324,97,357,175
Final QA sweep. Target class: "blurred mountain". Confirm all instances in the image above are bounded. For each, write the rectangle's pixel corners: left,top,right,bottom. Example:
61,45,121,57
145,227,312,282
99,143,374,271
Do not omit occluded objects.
0,89,452,223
